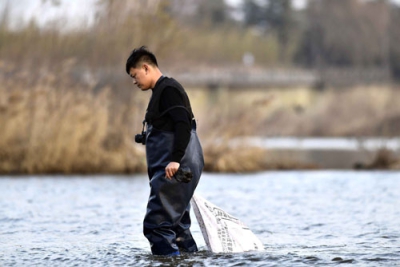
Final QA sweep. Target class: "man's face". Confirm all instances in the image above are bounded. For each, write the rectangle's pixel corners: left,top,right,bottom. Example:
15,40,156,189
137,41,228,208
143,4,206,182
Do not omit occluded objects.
129,65,151,91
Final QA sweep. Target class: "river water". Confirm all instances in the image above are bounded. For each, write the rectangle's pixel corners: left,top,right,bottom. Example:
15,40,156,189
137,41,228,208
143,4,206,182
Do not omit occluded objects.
1,171,399,266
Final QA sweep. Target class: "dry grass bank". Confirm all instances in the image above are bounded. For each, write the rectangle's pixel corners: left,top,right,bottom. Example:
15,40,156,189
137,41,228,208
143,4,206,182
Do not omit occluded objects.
0,63,146,174
189,85,400,171
190,85,400,138
0,64,314,174
1,61,400,174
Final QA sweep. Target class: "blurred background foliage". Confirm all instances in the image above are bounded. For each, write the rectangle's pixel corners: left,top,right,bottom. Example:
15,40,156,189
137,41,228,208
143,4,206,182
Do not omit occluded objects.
1,0,400,174
1,0,400,73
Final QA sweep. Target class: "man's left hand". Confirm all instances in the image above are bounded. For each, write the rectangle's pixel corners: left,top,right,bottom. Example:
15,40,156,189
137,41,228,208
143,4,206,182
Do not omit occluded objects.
165,162,180,180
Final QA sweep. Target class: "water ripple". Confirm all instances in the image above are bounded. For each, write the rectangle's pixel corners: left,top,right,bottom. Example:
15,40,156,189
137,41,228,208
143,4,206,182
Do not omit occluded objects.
1,172,400,266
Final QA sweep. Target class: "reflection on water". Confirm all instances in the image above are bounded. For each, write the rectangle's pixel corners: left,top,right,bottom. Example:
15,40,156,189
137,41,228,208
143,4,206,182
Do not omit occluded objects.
1,171,399,266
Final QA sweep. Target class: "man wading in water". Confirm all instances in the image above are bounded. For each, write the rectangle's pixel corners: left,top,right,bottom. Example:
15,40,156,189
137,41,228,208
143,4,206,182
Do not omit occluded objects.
126,46,204,256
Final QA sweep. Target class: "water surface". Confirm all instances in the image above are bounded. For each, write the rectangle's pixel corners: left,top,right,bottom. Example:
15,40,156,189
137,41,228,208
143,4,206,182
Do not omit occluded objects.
1,171,399,266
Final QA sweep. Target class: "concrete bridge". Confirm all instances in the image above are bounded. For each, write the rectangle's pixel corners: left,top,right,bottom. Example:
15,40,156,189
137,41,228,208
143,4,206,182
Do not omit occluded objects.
167,67,390,89
73,66,391,91
169,68,317,89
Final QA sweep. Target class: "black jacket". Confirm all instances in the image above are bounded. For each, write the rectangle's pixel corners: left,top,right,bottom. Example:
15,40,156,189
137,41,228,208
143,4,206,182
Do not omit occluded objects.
145,76,193,162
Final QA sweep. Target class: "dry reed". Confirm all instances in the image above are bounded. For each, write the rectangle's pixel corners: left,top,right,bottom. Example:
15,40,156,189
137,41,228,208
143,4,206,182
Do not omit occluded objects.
0,62,146,174
2,60,400,173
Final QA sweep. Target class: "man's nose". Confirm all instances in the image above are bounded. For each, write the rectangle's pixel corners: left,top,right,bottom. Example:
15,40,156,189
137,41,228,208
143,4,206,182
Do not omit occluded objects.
132,79,137,84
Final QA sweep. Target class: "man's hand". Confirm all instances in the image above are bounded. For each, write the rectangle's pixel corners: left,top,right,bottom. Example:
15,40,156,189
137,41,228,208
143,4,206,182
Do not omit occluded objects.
165,162,180,180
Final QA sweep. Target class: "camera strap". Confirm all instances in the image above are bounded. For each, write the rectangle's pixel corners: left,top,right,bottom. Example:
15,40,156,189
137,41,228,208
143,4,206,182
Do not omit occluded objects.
141,120,146,133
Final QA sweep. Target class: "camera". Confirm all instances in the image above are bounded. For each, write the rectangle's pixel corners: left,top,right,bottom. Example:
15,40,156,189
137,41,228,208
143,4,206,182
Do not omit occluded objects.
135,131,146,145
135,120,146,145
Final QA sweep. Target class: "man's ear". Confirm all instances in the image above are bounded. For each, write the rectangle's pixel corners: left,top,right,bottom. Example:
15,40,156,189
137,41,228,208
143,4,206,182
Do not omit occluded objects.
142,63,149,73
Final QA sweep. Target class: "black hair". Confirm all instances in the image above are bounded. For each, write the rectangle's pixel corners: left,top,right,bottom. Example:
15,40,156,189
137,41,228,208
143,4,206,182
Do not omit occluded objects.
125,46,158,74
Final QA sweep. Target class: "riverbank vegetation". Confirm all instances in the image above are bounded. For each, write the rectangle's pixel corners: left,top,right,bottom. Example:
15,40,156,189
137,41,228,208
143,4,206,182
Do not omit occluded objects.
1,0,400,173
1,61,400,174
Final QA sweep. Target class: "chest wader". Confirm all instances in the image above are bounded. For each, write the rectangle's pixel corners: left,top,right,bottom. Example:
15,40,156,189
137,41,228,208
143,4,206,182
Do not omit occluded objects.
142,78,204,255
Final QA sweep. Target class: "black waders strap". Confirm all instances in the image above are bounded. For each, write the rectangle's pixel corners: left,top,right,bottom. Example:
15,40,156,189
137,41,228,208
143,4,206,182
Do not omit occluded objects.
157,105,193,120
144,105,195,126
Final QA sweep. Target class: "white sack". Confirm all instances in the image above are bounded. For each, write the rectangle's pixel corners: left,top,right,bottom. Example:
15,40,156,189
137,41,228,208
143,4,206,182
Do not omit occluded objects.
191,194,264,253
